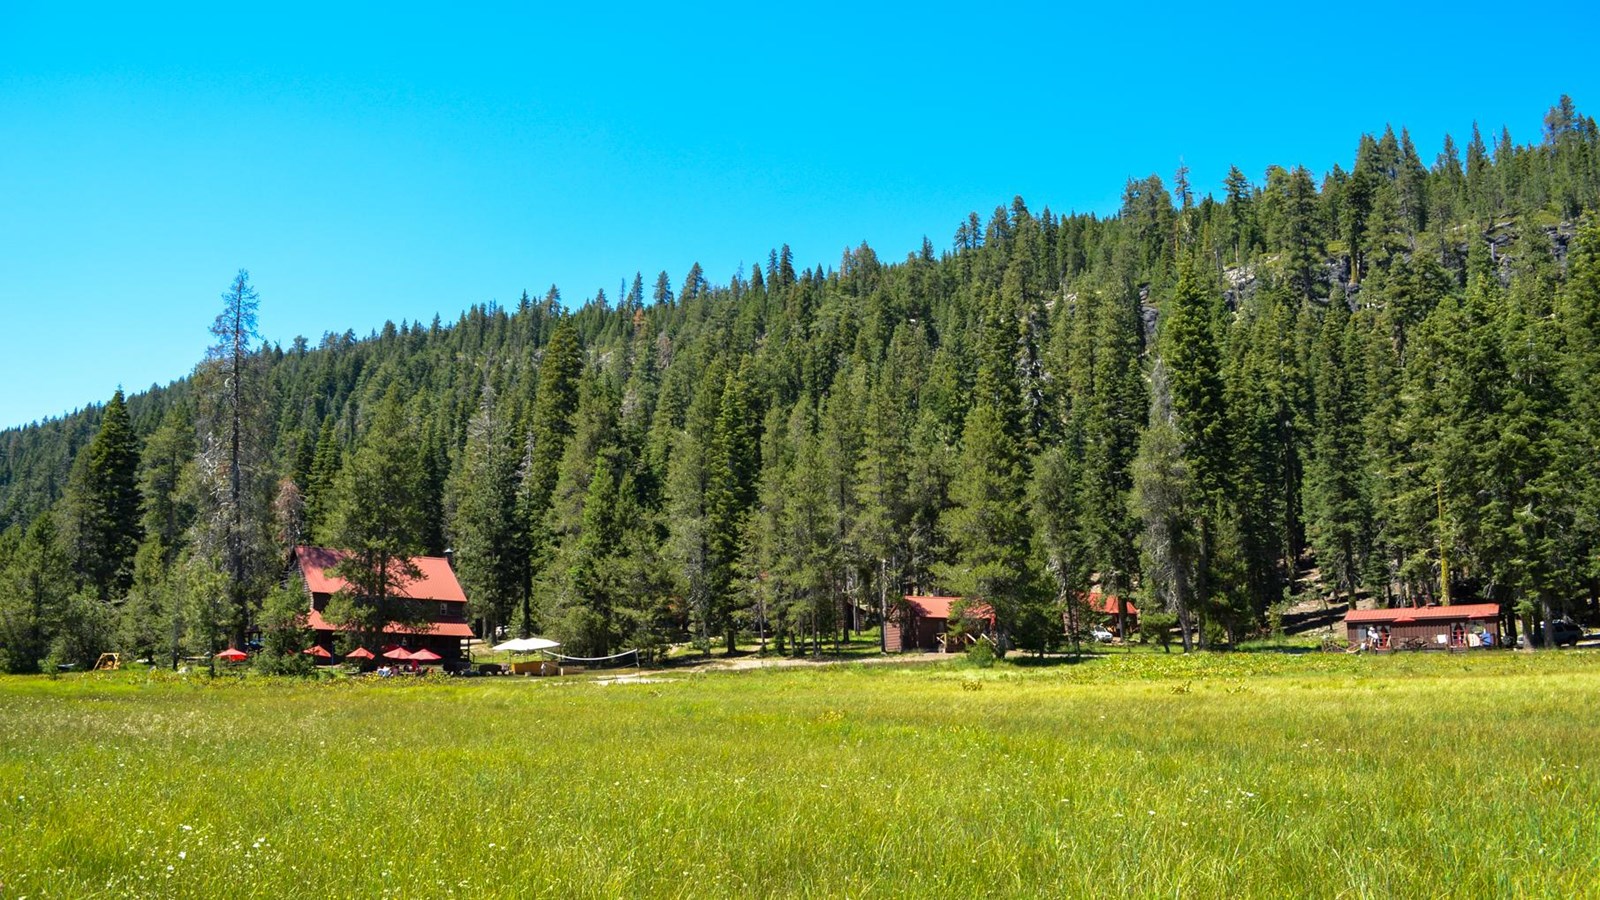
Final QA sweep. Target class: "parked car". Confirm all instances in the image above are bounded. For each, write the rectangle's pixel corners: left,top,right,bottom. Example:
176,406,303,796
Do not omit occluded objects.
1089,626,1115,644
1531,620,1584,647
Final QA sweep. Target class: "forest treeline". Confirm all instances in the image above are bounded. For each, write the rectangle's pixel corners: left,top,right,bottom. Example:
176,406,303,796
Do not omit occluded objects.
3,97,1600,670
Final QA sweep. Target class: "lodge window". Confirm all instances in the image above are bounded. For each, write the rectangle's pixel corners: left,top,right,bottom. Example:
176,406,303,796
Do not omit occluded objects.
440,602,450,618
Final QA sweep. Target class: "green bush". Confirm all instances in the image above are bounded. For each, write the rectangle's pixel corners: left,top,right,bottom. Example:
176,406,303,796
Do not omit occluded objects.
966,638,997,668
1141,611,1178,652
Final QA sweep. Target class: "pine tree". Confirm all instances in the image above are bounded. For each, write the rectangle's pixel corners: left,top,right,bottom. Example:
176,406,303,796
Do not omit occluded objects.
518,319,584,628
138,407,196,562
1031,441,1086,655
1156,256,1235,642
66,388,142,600
446,384,525,640
664,358,724,651
853,357,914,650
324,390,429,645
1558,224,1600,611
1131,361,1198,650
561,456,622,655
193,270,273,649
778,406,839,656
1223,285,1303,623
0,516,72,672
304,418,342,540
933,400,1034,647
704,361,759,650
1304,296,1373,600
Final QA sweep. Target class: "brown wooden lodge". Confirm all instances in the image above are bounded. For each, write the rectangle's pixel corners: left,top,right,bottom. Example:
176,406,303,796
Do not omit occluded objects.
1344,603,1502,650
290,546,476,662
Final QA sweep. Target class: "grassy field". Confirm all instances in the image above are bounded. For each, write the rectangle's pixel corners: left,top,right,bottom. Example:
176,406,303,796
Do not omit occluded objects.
2,651,1598,898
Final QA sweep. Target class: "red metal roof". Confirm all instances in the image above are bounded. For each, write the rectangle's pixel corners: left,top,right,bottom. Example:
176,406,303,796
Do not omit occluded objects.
902,595,993,621
293,546,467,603
305,608,475,638
1088,591,1139,617
1345,603,1500,624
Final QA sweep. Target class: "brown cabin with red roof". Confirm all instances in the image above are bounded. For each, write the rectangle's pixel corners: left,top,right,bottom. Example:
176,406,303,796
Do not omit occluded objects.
1344,603,1501,650
290,546,476,661
887,595,995,653
1075,590,1139,636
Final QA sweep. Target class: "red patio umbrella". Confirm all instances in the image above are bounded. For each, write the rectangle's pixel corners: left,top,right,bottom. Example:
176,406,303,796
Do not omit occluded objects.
345,647,375,660
215,647,248,661
302,645,332,658
408,648,442,662
382,647,414,661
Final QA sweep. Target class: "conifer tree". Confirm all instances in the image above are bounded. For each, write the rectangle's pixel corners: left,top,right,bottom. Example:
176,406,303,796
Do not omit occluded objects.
446,384,525,640
853,359,913,650
193,270,273,649
778,406,839,655
704,361,758,650
1031,440,1087,654
1155,257,1234,642
934,400,1033,648
66,388,142,600
325,390,430,645
304,418,342,540
1558,224,1600,609
138,407,196,561
518,319,584,628
561,456,621,654
0,516,71,672
1305,296,1372,601
664,358,724,651
1131,361,1198,650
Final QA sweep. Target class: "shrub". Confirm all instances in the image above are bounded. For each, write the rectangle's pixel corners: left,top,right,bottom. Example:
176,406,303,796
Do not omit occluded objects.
1141,612,1178,652
966,638,997,668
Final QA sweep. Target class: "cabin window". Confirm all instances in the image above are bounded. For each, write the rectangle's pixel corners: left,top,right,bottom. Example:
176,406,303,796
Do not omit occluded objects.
440,602,450,618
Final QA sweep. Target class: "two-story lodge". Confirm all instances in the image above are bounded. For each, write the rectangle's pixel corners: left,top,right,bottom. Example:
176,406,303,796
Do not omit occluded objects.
290,545,476,662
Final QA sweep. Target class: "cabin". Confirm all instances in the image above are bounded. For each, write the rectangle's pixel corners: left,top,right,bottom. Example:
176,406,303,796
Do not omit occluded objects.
289,546,476,662
886,595,994,652
1085,591,1139,635
1344,603,1501,650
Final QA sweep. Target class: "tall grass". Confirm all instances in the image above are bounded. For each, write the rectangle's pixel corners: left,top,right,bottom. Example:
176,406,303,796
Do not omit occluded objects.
1,652,1596,897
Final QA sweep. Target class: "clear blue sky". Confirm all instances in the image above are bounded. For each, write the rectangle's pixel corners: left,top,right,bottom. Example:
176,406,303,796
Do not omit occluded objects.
3,1,1596,429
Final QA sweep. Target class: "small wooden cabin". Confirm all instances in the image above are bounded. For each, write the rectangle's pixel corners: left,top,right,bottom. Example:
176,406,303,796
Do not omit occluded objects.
887,596,994,652
1090,591,1139,632
1344,603,1501,650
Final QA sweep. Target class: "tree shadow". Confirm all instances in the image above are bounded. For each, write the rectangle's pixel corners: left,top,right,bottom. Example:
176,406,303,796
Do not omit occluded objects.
1005,652,1110,668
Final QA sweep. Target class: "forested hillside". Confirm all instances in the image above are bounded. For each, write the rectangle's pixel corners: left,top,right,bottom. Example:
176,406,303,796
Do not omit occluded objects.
4,97,1600,670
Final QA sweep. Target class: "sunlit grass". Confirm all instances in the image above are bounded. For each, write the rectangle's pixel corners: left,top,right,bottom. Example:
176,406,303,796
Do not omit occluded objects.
2,651,1597,897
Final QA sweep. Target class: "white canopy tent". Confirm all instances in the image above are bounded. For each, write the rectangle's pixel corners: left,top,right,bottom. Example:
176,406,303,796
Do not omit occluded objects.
490,636,562,653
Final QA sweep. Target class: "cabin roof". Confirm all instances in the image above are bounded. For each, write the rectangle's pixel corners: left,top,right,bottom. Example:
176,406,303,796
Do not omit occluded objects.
1344,603,1500,624
1088,591,1139,617
293,545,467,603
902,595,993,620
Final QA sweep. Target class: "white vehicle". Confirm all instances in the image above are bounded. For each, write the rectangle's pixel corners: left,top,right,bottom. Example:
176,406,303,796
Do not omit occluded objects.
1089,626,1115,644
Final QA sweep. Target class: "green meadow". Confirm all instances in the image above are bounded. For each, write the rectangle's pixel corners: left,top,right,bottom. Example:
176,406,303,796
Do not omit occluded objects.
2,652,1598,898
